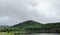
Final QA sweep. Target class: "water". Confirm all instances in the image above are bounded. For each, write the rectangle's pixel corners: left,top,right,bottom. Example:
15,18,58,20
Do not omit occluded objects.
15,33,60,35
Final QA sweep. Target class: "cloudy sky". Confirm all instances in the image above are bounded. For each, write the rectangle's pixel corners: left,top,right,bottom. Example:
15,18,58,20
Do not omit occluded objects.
0,0,60,26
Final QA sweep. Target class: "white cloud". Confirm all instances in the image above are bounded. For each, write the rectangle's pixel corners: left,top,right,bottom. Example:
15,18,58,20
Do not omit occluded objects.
0,0,60,25
26,0,60,23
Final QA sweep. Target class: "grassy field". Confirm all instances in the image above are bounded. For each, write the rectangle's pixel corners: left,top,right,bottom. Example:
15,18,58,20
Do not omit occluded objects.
0,31,29,35
0,32,14,35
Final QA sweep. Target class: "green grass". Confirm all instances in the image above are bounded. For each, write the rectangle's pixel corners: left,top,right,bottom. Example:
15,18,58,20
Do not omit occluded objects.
0,31,29,35
0,32,14,35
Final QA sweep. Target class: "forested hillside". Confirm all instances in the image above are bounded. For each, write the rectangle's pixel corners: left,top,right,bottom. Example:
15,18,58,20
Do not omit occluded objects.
0,20,60,33
12,20,60,33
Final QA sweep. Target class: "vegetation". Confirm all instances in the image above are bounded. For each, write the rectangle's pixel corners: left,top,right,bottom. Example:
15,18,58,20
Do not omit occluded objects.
0,32,14,35
12,20,44,30
0,20,60,34
12,20,60,33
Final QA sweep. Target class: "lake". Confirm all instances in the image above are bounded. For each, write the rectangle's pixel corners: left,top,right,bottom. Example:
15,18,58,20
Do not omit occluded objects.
15,33,60,35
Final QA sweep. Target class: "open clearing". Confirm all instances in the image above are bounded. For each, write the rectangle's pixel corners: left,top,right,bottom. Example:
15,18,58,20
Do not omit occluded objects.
0,32,14,35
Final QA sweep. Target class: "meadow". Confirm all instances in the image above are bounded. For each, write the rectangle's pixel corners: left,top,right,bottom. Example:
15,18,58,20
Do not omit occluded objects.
0,32,14,35
0,32,59,35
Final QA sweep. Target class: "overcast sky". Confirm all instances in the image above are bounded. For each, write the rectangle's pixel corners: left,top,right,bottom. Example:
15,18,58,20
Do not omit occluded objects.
0,0,60,26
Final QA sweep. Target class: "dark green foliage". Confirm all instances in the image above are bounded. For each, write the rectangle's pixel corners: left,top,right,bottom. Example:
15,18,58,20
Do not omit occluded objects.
11,20,60,33
0,20,60,33
12,20,44,30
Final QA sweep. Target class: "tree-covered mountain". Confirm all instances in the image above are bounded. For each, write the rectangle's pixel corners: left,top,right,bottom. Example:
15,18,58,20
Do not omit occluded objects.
12,20,60,33
0,25,10,28
12,20,45,30
46,22,60,28
12,20,60,29
0,20,60,33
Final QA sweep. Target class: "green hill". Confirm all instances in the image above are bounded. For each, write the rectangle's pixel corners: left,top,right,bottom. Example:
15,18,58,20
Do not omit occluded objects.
0,20,60,33
12,20,45,30
46,22,60,28
12,20,60,33
0,25,11,32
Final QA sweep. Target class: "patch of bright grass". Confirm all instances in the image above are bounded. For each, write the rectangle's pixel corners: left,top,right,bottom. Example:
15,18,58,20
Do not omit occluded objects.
0,32,14,35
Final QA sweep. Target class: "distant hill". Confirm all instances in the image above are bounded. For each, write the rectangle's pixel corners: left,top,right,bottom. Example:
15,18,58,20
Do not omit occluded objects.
0,25,11,32
12,20,60,29
12,20,45,30
46,22,60,28
0,25,10,28
12,20,60,33
0,20,60,33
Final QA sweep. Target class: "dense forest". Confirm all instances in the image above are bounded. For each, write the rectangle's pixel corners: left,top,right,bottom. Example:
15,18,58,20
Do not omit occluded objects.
0,20,60,33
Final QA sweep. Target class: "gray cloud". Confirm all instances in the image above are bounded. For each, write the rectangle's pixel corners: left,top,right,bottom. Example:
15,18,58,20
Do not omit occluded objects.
0,0,60,26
